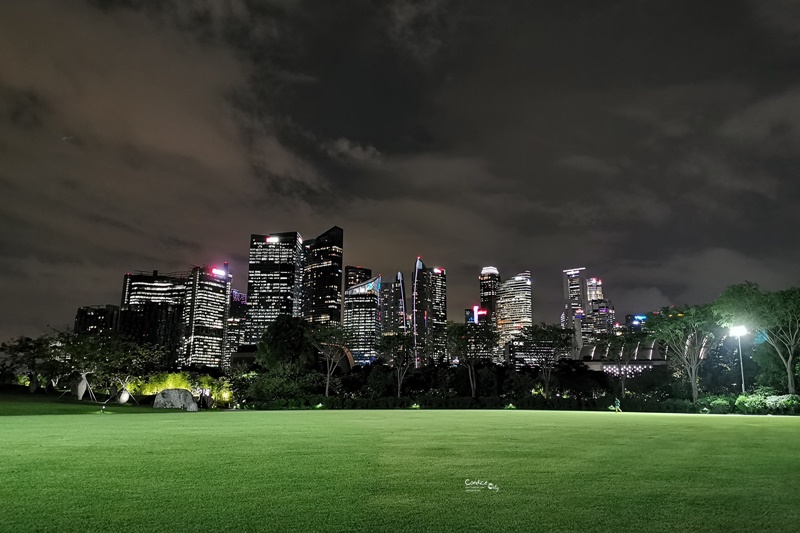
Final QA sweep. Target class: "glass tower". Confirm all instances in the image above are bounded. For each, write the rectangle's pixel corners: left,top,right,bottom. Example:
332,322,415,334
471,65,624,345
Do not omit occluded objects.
479,266,501,326
562,267,587,355
226,289,247,356
496,271,533,348
181,264,232,368
246,231,304,343
119,270,188,368
380,271,408,337
303,226,344,324
345,265,372,289
587,277,604,301
411,258,447,366
343,275,382,365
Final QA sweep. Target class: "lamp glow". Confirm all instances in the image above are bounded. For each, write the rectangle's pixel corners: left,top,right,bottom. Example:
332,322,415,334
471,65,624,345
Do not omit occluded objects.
730,325,747,337
729,325,748,393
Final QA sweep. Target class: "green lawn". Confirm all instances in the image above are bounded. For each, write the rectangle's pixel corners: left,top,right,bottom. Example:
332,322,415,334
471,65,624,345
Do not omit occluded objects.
1,398,798,532
0,394,168,416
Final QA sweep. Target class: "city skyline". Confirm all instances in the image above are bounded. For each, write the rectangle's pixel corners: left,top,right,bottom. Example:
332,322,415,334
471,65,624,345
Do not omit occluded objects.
3,1,800,340
1,224,787,339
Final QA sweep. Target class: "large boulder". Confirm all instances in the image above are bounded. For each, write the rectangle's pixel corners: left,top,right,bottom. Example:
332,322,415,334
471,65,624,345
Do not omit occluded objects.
153,389,196,410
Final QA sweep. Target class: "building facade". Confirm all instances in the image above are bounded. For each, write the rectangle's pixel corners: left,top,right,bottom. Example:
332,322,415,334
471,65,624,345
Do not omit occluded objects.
119,270,188,367
345,265,372,289
586,277,603,301
302,226,344,324
496,271,533,348
343,275,382,365
180,264,232,368
226,289,248,356
411,258,447,365
380,271,408,337
586,298,616,341
246,231,304,343
74,305,119,335
479,266,501,326
562,267,588,355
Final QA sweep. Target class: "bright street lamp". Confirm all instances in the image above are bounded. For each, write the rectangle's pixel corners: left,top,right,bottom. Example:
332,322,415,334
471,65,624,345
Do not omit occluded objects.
730,326,748,394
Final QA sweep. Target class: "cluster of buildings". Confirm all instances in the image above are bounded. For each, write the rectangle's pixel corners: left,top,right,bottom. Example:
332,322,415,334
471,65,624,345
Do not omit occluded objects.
561,267,617,350
73,224,655,372
75,265,235,368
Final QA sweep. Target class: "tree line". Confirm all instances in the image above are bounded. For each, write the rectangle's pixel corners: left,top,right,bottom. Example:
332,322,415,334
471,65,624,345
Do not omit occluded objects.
2,281,799,411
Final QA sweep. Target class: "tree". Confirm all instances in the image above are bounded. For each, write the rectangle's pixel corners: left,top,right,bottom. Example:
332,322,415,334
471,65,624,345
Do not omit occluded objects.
715,283,800,394
447,321,499,398
255,315,315,370
377,332,415,398
0,336,53,392
96,338,163,403
306,323,353,397
647,305,720,402
54,330,103,375
225,363,258,405
520,324,572,399
53,330,158,401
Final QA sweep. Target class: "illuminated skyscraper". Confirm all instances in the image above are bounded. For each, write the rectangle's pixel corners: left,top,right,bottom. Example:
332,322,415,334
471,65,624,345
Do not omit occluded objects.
303,226,344,324
380,272,408,337
345,265,372,289
479,266,501,326
246,232,304,343
584,277,614,343
496,271,533,348
122,270,188,306
411,258,447,365
587,277,603,301
587,298,615,340
343,275,382,365
562,267,587,354
563,269,617,350
119,270,188,367
181,264,232,368
226,289,247,356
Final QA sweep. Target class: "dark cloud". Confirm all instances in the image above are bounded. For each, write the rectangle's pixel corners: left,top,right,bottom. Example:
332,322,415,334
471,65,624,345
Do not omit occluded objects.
1,0,800,340
0,85,50,129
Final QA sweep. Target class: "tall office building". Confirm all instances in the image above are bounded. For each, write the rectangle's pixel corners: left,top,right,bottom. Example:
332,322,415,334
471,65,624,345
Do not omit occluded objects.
345,266,372,289
180,264,232,368
380,271,408,337
496,271,533,348
119,270,188,367
479,267,501,325
584,277,615,342
343,275,382,365
226,289,248,356
563,269,617,351
246,231,304,343
587,298,616,340
562,267,587,355
122,270,188,306
74,305,119,335
411,258,447,365
303,226,344,324
587,277,603,301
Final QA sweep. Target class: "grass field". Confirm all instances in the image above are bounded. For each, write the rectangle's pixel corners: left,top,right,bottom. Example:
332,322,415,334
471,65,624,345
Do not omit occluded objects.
1,397,799,532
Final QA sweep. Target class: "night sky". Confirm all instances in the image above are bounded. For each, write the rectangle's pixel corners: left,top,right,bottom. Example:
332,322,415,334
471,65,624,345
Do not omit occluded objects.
2,0,800,340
